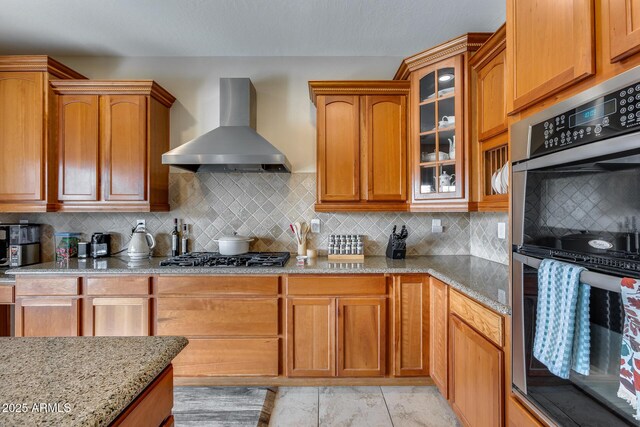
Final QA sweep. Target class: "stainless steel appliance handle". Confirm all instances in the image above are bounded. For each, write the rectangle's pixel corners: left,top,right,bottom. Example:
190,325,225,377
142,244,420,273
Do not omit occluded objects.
512,130,640,172
512,252,624,293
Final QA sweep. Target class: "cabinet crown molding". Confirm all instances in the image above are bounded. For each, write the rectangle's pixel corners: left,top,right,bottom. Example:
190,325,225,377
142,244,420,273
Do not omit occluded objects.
394,32,493,80
469,24,506,70
308,80,410,106
0,55,86,79
50,80,176,107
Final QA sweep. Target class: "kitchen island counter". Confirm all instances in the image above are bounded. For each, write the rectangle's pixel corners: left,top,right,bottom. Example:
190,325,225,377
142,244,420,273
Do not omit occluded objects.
0,336,187,426
7,255,510,314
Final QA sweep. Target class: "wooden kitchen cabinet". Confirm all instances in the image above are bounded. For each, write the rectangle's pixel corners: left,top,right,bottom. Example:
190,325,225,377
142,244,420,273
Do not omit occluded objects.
429,277,449,396
395,33,491,212
470,25,509,213
51,80,176,212
0,56,85,212
85,297,150,336
337,297,386,377
286,275,387,377
473,26,507,142
450,315,504,427
58,95,100,201
393,275,429,377
15,297,80,337
449,289,505,427
286,297,336,377
84,276,152,336
506,0,595,113
507,395,544,427
609,0,640,62
157,275,281,378
309,81,409,212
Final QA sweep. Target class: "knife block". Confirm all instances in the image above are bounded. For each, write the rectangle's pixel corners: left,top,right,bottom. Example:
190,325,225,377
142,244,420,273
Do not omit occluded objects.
385,235,406,259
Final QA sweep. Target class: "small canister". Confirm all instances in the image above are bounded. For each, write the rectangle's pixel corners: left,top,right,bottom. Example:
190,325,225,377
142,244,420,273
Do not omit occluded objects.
78,242,91,259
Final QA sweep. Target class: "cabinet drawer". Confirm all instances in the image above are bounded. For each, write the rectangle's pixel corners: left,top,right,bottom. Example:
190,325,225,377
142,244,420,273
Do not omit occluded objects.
86,276,150,295
0,286,14,304
287,275,386,296
450,289,503,347
157,297,278,336
157,276,279,296
172,338,279,377
15,277,79,296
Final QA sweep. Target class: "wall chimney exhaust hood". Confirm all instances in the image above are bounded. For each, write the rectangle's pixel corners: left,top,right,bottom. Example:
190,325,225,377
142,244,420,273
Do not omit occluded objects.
162,78,291,173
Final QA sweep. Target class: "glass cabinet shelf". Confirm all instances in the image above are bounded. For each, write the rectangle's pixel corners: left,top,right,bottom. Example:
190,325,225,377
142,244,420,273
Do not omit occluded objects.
415,62,459,198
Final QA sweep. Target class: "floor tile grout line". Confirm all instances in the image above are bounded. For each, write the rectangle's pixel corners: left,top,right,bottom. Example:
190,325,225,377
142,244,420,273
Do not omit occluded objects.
380,386,395,427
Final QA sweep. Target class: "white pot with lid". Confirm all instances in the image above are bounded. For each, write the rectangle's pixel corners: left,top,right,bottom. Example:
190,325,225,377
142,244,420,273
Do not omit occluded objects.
214,232,254,255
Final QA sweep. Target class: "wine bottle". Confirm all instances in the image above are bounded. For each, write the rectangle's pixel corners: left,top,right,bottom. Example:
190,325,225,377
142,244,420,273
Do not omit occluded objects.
171,218,180,257
181,223,189,255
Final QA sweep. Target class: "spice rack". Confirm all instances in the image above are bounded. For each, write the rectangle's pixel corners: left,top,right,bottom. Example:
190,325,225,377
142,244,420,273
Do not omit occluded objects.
327,234,365,261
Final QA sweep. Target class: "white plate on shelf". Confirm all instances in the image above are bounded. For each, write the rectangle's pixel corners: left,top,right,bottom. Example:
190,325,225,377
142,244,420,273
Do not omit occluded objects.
491,170,499,194
501,163,509,193
496,167,504,194
437,87,455,97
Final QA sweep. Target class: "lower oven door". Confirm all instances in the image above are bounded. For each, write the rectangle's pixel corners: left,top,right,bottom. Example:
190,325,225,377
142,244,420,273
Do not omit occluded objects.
513,253,636,426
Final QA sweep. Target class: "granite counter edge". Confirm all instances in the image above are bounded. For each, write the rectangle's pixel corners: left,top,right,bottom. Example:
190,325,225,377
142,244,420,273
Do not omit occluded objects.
93,336,188,427
7,264,511,315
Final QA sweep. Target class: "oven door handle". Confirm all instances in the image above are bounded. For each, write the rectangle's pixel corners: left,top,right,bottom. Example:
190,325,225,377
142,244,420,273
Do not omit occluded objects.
513,252,624,293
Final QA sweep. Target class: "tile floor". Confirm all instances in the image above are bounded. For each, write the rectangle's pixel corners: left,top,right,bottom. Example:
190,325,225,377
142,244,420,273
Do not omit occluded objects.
268,386,461,427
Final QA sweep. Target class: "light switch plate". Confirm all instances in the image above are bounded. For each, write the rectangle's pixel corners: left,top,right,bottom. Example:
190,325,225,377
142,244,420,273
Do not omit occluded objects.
136,219,146,229
310,218,321,233
498,222,506,240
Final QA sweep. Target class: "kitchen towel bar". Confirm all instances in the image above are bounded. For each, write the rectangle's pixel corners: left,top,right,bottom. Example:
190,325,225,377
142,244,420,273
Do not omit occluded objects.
513,252,623,294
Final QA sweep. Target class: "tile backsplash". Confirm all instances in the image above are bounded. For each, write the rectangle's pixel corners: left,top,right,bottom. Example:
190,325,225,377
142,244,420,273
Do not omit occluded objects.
0,173,508,264
470,212,510,264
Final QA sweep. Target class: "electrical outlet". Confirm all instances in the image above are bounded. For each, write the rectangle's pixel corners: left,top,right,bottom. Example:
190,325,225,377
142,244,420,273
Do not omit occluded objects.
310,218,321,233
498,222,506,240
432,218,443,233
136,219,146,229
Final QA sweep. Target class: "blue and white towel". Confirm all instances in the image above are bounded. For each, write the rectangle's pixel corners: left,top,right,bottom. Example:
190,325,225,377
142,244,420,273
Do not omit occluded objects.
533,259,591,379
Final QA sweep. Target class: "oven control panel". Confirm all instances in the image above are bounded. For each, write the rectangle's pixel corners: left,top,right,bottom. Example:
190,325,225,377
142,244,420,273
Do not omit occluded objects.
530,81,640,158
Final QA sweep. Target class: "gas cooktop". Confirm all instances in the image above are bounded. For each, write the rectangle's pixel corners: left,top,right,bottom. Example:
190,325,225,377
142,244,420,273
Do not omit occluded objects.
159,252,291,268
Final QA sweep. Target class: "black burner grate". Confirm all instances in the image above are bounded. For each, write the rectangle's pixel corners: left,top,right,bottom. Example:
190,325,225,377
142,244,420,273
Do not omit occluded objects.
159,252,290,268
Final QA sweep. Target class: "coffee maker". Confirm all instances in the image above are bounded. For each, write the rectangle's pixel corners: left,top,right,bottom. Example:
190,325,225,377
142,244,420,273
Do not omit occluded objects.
0,224,41,267
90,233,111,258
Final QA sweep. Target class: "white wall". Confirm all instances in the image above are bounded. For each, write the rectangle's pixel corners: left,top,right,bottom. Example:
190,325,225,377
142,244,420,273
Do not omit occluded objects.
58,56,403,172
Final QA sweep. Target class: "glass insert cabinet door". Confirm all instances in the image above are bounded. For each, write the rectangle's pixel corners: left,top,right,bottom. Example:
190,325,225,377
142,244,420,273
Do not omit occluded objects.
412,56,463,200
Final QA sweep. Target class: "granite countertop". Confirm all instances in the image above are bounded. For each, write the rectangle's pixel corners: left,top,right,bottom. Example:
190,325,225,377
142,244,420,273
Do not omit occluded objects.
0,336,187,427
7,255,510,314
0,269,15,285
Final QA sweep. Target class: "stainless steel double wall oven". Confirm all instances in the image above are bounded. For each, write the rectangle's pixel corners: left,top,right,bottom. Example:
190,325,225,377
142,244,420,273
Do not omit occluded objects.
512,66,640,426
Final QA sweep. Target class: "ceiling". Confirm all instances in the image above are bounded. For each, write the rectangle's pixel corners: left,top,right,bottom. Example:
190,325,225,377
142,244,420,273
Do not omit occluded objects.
0,0,505,57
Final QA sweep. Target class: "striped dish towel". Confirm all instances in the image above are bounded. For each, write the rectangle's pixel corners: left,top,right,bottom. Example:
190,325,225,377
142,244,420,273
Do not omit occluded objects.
618,277,640,421
533,259,591,379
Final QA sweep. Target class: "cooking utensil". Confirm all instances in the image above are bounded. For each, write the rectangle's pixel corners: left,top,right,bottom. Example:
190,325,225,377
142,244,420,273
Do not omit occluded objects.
560,231,615,254
214,232,254,255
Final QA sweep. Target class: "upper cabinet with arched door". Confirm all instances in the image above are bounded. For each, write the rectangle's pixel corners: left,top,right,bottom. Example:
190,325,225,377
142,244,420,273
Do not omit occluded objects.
309,81,409,212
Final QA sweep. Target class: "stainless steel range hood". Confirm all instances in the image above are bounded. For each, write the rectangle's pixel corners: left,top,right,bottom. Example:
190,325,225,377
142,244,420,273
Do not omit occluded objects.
162,78,291,173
